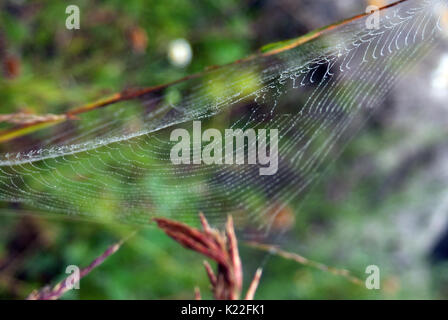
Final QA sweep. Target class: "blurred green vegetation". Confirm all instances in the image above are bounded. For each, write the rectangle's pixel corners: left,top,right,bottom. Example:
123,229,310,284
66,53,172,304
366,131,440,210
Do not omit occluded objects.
1,0,448,300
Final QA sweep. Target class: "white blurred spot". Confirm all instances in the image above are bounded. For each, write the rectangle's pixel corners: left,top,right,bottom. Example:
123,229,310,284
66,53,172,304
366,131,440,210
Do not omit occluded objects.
433,3,448,38
168,39,192,68
431,54,448,97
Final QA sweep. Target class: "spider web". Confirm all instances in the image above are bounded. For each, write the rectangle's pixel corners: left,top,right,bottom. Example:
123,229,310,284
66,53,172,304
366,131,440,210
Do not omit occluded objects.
0,0,446,236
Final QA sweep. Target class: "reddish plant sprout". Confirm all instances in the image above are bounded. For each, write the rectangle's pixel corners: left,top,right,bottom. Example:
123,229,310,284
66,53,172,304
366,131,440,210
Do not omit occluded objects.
153,213,262,300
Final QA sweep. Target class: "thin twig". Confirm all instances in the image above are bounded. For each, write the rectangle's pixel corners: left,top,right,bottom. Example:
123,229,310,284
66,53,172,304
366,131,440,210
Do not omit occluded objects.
226,216,242,299
27,231,137,300
246,241,363,286
0,112,66,125
203,260,217,287
245,268,263,300
194,286,202,300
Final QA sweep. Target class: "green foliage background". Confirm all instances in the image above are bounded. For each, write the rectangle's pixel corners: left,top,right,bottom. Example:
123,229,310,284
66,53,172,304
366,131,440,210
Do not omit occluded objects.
1,0,447,299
